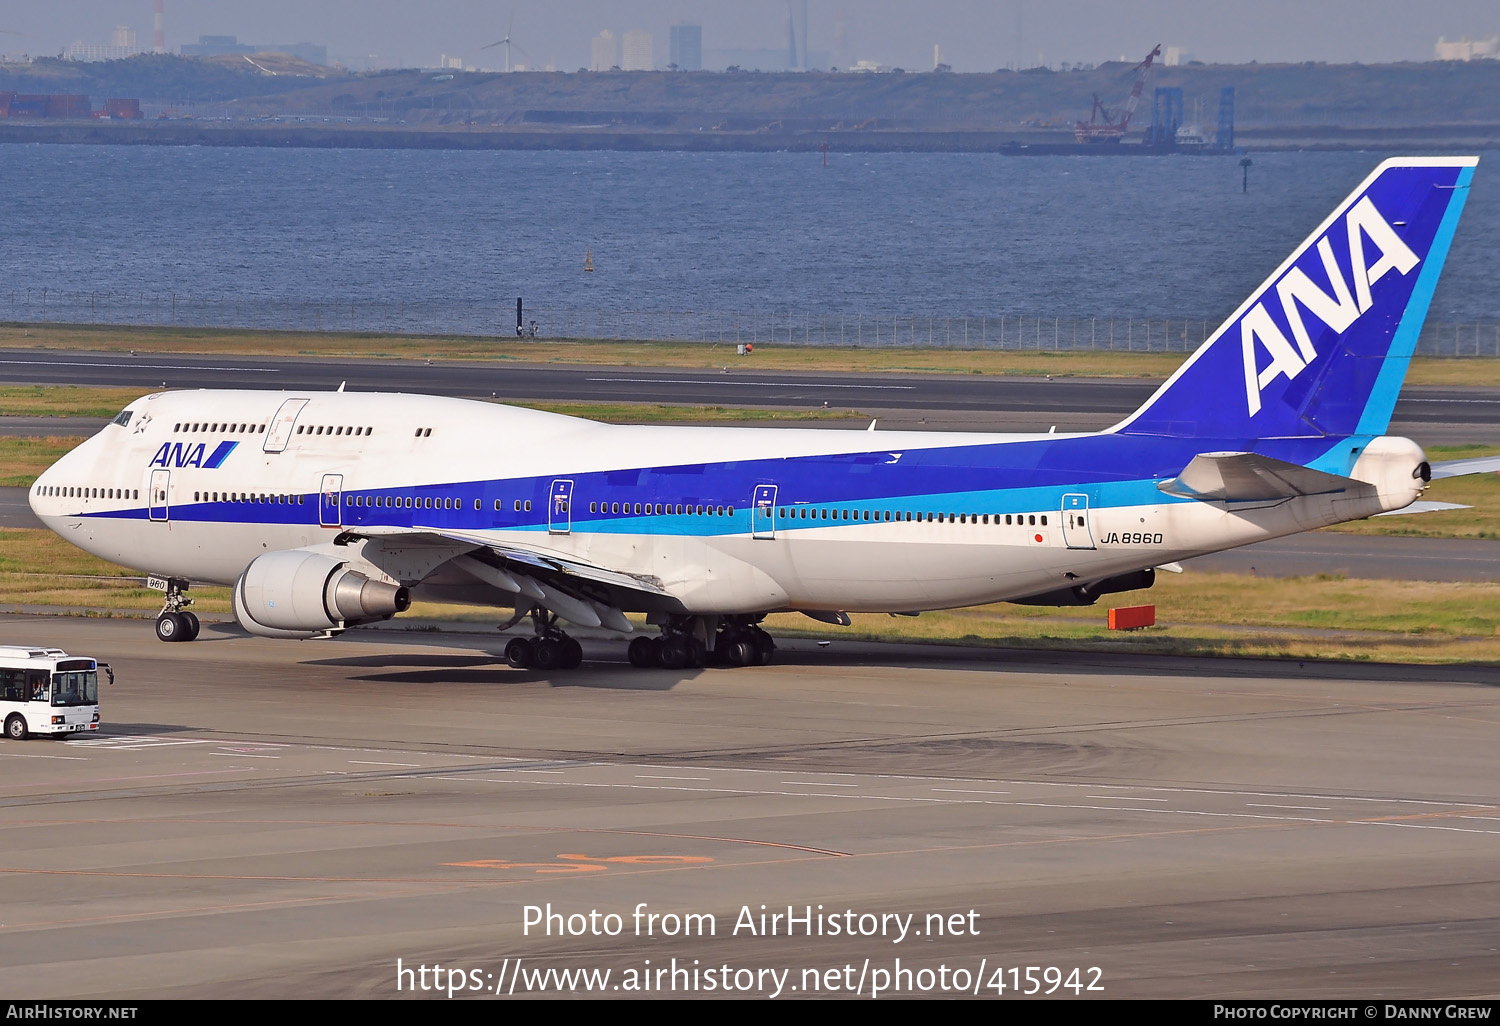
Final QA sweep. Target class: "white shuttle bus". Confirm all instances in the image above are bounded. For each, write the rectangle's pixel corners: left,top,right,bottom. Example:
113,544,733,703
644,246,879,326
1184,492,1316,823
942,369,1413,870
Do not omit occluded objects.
0,647,107,740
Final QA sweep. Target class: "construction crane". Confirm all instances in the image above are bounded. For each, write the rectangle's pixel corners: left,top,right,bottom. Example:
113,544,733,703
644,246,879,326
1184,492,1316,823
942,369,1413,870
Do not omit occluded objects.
1074,43,1161,144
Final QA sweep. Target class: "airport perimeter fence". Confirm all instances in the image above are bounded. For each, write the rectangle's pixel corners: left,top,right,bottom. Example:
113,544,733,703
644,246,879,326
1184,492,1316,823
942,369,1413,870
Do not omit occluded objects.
5,289,1500,357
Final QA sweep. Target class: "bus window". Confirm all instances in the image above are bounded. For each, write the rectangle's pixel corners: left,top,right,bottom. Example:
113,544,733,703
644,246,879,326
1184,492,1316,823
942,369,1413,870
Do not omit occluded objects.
27,670,48,702
51,671,98,707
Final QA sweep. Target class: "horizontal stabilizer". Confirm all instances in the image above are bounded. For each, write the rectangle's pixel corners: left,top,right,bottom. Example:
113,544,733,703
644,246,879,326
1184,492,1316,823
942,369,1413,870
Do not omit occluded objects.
1429,455,1500,479
1373,500,1470,517
1158,451,1359,502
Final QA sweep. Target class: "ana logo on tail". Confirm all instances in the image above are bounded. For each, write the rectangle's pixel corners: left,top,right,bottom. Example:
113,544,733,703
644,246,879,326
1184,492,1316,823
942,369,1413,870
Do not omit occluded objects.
1242,196,1419,416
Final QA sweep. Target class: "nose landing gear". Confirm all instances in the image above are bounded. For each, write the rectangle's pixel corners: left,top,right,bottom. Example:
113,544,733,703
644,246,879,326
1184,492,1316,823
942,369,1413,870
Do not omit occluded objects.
154,577,200,642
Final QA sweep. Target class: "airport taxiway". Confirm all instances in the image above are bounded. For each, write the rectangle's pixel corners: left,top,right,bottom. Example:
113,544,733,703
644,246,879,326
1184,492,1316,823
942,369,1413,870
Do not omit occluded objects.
1,615,1498,998
4,347,1500,441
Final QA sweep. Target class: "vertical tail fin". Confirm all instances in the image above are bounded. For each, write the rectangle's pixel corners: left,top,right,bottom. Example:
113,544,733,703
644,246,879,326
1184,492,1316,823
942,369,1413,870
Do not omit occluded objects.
1113,157,1476,439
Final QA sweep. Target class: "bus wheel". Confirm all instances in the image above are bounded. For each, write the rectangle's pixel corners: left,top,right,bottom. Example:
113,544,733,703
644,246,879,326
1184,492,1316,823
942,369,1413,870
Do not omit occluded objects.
5,715,27,741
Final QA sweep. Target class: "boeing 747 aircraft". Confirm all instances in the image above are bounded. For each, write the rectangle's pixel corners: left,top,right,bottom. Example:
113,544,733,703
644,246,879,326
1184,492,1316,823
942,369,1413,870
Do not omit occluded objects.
28,157,1496,670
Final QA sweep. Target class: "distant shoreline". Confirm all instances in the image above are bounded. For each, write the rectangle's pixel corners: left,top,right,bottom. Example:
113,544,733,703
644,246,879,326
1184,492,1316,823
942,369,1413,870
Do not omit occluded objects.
4,120,1497,153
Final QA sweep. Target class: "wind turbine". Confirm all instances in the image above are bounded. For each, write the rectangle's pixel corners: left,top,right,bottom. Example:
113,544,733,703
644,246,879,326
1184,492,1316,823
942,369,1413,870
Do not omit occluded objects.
481,12,517,72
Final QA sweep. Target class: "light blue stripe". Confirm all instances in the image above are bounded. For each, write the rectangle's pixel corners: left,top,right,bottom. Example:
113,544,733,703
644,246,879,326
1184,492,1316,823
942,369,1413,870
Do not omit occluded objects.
1356,166,1474,436
522,479,1191,537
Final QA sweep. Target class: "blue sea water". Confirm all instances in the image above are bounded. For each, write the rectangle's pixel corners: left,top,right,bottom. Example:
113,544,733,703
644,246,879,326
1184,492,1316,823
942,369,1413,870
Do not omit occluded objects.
2,144,1496,325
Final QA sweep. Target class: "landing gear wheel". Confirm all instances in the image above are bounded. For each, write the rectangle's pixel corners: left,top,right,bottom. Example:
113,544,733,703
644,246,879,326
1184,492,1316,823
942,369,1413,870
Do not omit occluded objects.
4,714,27,741
726,637,756,667
504,637,533,669
752,628,775,666
155,612,185,643
658,636,689,670
533,637,564,671
181,611,201,641
628,636,656,668
560,637,584,670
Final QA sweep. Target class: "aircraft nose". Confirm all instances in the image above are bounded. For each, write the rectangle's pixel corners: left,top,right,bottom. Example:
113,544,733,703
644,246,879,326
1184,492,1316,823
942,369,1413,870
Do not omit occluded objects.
30,453,67,522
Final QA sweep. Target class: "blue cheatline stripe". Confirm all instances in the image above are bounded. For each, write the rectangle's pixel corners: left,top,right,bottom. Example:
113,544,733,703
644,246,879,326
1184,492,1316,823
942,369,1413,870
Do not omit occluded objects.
75,427,1374,530
202,441,239,469
1356,166,1475,437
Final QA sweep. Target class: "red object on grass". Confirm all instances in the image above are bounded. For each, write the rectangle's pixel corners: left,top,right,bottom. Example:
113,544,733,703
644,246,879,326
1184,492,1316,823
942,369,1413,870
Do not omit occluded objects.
1108,605,1155,630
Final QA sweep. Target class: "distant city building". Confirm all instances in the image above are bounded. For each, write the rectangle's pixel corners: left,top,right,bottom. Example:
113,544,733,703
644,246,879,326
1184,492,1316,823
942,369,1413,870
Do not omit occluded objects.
622,29,653,71
787,0,808,70
669,24,702,71
180,34,327,65
591,29,617,71
440,55,463,69
1163,46,1192,66
64,27,142,62
1435,36,1498,61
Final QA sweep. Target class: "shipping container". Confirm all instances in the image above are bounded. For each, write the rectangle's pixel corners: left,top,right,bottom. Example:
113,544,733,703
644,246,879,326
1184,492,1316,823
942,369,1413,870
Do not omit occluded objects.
9,94,50,118
102,98,142,119
44,95,92,119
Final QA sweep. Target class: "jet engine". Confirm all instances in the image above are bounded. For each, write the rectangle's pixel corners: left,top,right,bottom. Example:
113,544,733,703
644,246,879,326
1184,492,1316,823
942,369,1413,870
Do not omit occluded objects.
232,550,410,639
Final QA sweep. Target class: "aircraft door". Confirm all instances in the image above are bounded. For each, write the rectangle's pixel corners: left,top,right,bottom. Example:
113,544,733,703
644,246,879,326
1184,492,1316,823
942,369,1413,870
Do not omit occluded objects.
752,484,778,539
320,474,344,528
148,469,170,522
264,398,310,453
1062,493,1096,550
549,479,573,535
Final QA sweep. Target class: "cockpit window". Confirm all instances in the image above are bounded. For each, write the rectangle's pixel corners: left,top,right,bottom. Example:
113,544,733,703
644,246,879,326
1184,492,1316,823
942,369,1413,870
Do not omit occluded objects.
111,410,133,428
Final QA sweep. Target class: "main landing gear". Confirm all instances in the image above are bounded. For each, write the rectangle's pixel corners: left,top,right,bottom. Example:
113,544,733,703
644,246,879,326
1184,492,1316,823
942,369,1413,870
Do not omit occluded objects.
626,616,775,670
503,607,583,671
154,577,200,643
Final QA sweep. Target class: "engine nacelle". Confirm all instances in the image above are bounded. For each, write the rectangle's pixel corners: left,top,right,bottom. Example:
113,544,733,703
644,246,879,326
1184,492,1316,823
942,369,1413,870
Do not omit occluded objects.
1345,435,1428,514
233,550,410,640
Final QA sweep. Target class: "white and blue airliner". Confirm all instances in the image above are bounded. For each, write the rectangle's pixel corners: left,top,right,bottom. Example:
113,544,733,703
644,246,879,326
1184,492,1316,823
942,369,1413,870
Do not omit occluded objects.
28,157,1497,670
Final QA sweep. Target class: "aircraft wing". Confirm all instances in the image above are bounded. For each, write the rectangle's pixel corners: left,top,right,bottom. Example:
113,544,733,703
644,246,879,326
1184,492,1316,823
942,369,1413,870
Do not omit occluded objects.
1373,500,1470,517
1158,452,1362,502
1429,455,1500,479
347,524,672,598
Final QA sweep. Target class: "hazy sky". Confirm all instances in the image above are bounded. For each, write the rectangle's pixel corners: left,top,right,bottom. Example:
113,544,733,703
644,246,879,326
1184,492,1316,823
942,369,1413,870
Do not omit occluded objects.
6,2,1498,72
